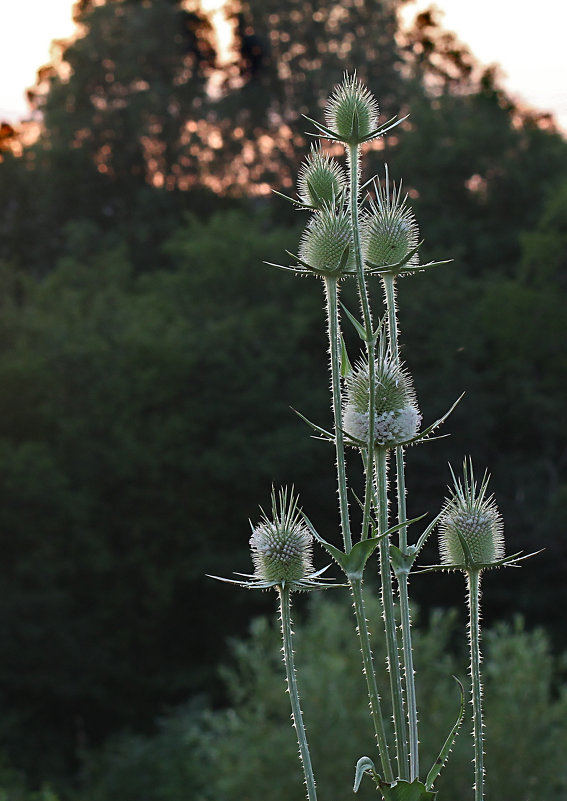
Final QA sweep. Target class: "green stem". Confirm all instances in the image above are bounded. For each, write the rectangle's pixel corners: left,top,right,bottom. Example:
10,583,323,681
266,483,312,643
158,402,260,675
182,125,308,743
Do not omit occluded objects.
347,143,376,541
279,584,318,801
350,578,394,783
376,447,409,780
467,569,485,801
323,275,352,553
383,272,419,780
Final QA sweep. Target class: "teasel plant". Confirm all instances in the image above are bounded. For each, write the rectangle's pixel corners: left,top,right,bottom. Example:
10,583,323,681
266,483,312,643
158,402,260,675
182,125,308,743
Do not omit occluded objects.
213,73,534,801
419,460,537,801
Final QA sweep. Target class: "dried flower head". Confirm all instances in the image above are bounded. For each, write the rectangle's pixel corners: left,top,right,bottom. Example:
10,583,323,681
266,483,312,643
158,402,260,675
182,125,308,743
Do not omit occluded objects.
297,146,346,209
438,460,504,569
342,343,421,448
325,73,380,145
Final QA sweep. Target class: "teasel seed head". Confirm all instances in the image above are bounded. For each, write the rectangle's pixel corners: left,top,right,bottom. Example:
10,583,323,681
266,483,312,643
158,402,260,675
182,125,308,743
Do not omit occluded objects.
438,460,504,570
297,146,346,209
342,343,421,448
325,73,380,145
250,488,314,586
299,206,354,276
363,169,420,272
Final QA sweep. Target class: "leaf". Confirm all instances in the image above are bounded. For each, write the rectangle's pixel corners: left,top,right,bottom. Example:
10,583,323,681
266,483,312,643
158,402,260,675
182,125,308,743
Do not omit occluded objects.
340,301,370,341
271,188,315,210
341,536,384,579
379,779,437,801
340,333,353,377
353,756,379,792
290,407,334,440
425,677,466,790
402,394,464,447
302,514,382,579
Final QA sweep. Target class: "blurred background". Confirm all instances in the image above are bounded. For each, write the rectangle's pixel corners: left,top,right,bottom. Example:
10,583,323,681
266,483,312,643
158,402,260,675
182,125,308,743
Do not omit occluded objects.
0,0,566,798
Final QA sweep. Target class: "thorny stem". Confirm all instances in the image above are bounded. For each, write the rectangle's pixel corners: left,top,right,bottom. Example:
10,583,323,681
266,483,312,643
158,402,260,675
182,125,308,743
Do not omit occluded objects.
350,578,394,783
323,275,352,553
279,583,318,801
383,272,419,780
348,143,376,542
467,569,485,801
376,447,409,780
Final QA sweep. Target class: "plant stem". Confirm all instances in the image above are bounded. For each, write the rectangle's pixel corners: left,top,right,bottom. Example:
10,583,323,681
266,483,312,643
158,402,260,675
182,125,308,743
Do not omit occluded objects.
467,569,485,801
376,447,409,780
279,583,318,801
347,143,376,541
383,272,419,780
323,275,352,553
350,578,394,783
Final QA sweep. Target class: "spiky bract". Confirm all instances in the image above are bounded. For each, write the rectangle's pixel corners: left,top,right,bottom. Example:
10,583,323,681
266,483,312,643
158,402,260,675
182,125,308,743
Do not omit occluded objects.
438,460,504,569
250,489,314,586
298,147,346,209
325,73,380,145
363,170,419,271
342,346,421,448
299,206,354,276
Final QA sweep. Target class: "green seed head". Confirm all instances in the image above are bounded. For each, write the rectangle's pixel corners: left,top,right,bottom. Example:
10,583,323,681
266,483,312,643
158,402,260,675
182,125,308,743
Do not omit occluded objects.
362,170,419,271
342,346,421,447
325,73,379,145
438,460,504,569
250,489,314,585
297,147,346,209
299,206,354,276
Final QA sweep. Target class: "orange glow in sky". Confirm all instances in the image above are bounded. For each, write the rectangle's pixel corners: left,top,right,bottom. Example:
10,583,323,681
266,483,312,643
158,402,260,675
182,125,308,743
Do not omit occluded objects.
1,0,566,131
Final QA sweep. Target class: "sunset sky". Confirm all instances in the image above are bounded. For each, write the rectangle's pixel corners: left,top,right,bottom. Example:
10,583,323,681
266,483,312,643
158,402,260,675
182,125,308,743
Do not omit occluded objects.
1,0,566,130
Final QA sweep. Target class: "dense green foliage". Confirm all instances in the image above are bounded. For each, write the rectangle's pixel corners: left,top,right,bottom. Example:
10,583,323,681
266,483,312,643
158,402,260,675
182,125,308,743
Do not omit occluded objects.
0,0,566,791
18,598,565,801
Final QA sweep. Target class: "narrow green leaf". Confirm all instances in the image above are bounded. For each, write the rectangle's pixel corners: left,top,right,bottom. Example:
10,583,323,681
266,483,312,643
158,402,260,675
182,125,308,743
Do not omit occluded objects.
360,113,410,143
353,756,379,793
340,301,370,341
425,677,465,790
414,510,445,558
340,334,353,377
301,513,348,570
290,407,334,440
402,393,464,447
271,188,315,210
263,260,312,276
302,114,340,140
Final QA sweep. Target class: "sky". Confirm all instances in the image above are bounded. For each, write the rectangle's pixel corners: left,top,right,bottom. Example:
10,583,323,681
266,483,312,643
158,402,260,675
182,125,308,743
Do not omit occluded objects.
1,0,566,130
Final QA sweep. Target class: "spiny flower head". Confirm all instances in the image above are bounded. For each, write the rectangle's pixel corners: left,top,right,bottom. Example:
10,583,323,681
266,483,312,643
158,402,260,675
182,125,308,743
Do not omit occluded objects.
342,342,421,448
363,169,420,272
438,460,504,569
297,146,346,209
250,488,314,587
325,73,380,145
299,205,354,276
